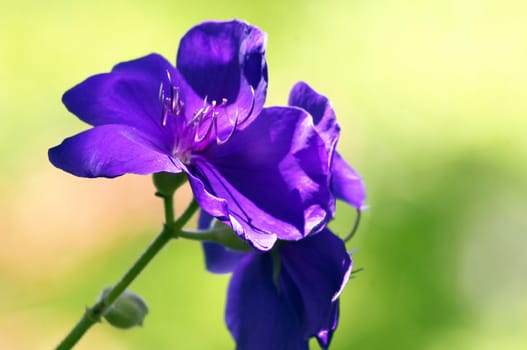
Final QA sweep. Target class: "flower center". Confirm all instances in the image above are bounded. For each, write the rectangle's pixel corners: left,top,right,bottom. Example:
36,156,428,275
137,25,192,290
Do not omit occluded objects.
158,71,254,164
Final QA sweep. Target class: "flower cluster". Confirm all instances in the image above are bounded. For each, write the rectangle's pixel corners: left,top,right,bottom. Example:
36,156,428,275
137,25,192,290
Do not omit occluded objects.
49,19,365,349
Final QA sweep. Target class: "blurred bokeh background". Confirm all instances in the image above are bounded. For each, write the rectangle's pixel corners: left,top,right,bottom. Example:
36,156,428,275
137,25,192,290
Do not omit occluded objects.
1,0,526,348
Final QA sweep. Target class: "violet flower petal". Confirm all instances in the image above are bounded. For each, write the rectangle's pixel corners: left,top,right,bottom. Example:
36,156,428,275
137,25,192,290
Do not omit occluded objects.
190,106,333,250
177,20,268,135
188,162,277,250
288,81,339,159
185,169,230,219
331,152,366,210
316,301,340,349
48,124,181,178
62,54,179,147
198,211,246,274
197,205,215,229
202,242,247,274
279,229,352,346
225,253,308,350
289,81,366,209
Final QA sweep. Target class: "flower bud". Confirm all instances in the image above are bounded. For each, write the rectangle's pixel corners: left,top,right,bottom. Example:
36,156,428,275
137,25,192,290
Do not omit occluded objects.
99,288,149,329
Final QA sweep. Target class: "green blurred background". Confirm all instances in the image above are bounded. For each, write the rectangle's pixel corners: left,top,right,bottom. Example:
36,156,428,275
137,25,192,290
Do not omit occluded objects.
1,0,526,348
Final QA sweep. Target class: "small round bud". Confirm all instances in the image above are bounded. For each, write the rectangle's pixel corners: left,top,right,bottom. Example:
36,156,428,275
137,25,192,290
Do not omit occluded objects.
99,288,149,329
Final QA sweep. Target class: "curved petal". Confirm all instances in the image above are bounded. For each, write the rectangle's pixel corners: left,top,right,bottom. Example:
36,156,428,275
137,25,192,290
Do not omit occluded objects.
289,81,366,209
202,242,247,274
186,170,230,219
176,20,268,134
191,107,334,250
188,164,277,250
198,211,246,274
279,229,352,346
225,253,308,350
62,54,179,149
288,81,339,159
332,152,367,209
197,209,215,229
48,124,181,178
316,301,339,350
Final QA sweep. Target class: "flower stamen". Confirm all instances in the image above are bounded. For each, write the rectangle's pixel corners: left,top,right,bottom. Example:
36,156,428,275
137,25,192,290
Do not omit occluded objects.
159,71,185,127
194,98,216,143
158,73,256,148
215,106,239,145
192,89,255,145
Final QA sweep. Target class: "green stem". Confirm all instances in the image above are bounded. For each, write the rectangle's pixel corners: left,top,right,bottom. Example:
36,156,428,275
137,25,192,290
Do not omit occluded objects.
175,227,252,252
163,193,175,225
55,198,198,350
177,229,216,241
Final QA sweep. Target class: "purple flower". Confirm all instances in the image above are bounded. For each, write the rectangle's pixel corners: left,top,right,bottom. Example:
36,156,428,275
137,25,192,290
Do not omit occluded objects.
200,82,364,348
48,20,335,250
199,212,352,350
